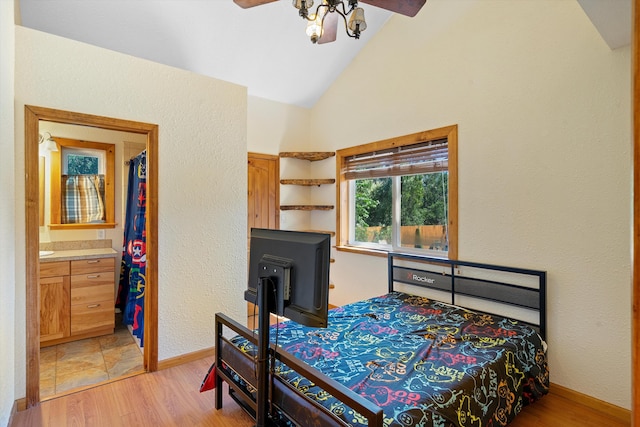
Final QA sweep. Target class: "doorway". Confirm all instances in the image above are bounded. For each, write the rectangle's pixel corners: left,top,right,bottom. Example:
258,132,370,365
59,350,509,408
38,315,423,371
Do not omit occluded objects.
247,152,279,327
248,152,279,232
24,105,159,408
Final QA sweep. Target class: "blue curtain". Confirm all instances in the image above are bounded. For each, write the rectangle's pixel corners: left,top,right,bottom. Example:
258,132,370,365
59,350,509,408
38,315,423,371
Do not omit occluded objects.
116,150,147,345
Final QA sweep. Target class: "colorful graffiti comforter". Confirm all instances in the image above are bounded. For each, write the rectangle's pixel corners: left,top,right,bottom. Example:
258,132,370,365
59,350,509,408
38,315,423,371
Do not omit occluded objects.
229,291,549,427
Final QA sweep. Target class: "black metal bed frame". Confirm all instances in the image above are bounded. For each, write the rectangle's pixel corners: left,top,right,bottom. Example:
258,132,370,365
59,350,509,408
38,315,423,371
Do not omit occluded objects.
387,252,547,339
214,252,547,426
215,312,383,426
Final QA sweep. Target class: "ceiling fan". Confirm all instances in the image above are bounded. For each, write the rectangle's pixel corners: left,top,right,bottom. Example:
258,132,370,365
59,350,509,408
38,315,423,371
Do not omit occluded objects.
233,0,426,44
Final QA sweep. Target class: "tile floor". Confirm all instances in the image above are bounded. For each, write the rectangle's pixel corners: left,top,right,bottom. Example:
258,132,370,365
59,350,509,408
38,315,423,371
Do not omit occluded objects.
40,319,144,398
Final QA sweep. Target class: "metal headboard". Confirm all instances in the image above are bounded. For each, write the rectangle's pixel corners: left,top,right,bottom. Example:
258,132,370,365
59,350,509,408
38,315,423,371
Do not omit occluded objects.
388,252,547,339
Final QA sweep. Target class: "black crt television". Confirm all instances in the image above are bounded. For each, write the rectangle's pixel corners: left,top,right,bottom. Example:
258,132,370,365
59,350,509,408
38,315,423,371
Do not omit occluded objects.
245,228,331,328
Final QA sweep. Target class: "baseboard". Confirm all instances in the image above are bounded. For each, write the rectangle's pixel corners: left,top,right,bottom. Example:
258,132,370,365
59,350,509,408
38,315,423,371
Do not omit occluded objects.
157,347,215,371
16,397,26,412
8,399,17,423
550,382,631,423
9,397,26,418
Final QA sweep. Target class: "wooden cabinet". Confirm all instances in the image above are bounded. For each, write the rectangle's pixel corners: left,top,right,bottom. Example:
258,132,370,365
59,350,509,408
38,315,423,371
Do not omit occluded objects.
39,261,70,343
40,257,115,346
70,258,116,335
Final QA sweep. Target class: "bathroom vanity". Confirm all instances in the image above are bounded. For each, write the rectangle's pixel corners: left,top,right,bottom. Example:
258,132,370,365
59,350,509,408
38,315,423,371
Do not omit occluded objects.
39,245,117,347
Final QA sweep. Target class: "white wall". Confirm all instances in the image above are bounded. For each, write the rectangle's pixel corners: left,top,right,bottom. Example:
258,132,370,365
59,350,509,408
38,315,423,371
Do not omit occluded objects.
248,96,311,155
0,0,16,425
14,26,248,402
247,96,314,231
310,0,632,409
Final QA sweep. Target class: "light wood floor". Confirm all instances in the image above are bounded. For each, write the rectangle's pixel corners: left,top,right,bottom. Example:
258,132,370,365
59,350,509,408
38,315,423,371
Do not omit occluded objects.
10,356,630,427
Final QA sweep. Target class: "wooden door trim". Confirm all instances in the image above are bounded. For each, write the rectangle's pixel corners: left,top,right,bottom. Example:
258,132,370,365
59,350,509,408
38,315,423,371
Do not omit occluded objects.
24,105,159,408
248,152,279,161
248,152,280,229
633,0,639,423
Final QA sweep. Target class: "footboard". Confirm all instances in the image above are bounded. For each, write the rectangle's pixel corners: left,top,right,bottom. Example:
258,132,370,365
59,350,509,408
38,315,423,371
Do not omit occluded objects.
215,313,383,427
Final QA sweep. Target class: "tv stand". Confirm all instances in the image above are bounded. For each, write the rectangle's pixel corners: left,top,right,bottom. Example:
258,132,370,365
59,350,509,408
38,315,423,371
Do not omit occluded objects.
244,228,332,426
255,276,272,427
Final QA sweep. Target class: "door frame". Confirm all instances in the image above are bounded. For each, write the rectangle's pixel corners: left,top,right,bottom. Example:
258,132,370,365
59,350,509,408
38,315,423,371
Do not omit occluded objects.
247,152,279,326
248,152,280,230
24,105,159,408
634,0,639,422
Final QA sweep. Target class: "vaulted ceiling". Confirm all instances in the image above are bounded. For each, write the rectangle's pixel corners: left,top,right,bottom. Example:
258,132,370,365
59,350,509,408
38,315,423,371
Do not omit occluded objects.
18,0,631,108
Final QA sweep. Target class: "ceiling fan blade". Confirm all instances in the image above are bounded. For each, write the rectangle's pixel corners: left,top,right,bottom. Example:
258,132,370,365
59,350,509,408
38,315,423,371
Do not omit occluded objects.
318,12,338,44
233,0,278,8
360,0,426,17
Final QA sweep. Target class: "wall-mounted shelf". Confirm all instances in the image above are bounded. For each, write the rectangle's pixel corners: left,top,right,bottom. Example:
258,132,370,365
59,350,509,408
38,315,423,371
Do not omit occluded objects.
279,152,337,294
280,178,335,186
280,152,335,162
279,152,336,237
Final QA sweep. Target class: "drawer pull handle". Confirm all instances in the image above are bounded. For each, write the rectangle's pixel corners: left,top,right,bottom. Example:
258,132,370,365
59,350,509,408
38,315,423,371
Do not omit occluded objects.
86,275,100,279
87,304,101,309
86,260,100,264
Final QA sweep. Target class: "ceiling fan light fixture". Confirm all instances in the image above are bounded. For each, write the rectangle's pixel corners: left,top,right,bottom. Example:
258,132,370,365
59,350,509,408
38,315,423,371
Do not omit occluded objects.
293,0,314,9
293,0,314,17
235,0,426,44
348,7,366,35
306,14,324,43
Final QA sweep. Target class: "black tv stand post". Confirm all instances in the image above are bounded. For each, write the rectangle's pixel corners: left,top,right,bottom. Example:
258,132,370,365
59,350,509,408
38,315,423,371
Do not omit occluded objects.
255,275,277,427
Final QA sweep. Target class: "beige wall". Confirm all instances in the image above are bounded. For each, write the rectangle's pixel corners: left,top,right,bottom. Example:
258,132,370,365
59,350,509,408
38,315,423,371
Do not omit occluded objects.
13,26,248,402
247,96,315,231
0,0,16,424
310,0,632,410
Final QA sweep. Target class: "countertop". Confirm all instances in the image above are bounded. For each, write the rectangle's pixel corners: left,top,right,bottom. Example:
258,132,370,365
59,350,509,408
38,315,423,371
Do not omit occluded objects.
39,248,118,262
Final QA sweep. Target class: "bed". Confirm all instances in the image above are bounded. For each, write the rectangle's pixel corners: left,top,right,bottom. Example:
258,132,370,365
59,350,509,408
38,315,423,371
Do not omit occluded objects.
214,252,549,426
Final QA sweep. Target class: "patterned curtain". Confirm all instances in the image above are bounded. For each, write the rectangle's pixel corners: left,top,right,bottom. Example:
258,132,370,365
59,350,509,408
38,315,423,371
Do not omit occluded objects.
61,175,105,223
116,151,147,345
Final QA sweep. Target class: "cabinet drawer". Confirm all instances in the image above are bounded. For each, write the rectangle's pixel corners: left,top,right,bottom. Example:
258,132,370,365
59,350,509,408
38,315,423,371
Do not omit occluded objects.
71,270,115,289
71,257,115,275
40,261,70,278
71,299,114,334
71,282,113,306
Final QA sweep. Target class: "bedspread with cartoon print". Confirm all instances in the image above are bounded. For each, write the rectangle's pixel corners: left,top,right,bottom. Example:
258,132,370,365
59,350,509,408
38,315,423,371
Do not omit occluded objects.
227,291,549,427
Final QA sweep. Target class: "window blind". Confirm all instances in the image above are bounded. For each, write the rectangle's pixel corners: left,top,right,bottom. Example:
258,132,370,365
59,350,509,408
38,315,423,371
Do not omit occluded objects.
341,138,448,180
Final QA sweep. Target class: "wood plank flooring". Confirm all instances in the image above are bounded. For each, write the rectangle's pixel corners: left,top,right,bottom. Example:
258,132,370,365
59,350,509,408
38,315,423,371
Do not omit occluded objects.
10,356,630,427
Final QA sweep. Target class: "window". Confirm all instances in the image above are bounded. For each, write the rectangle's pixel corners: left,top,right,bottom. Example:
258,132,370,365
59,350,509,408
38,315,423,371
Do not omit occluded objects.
64,150,103,175
49,137,116,229
336,125,458,259
61,146,107,224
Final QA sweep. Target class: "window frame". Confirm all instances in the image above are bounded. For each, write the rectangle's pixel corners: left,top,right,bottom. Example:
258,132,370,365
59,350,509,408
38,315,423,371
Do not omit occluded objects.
49,137,116,229
336,125,458,259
